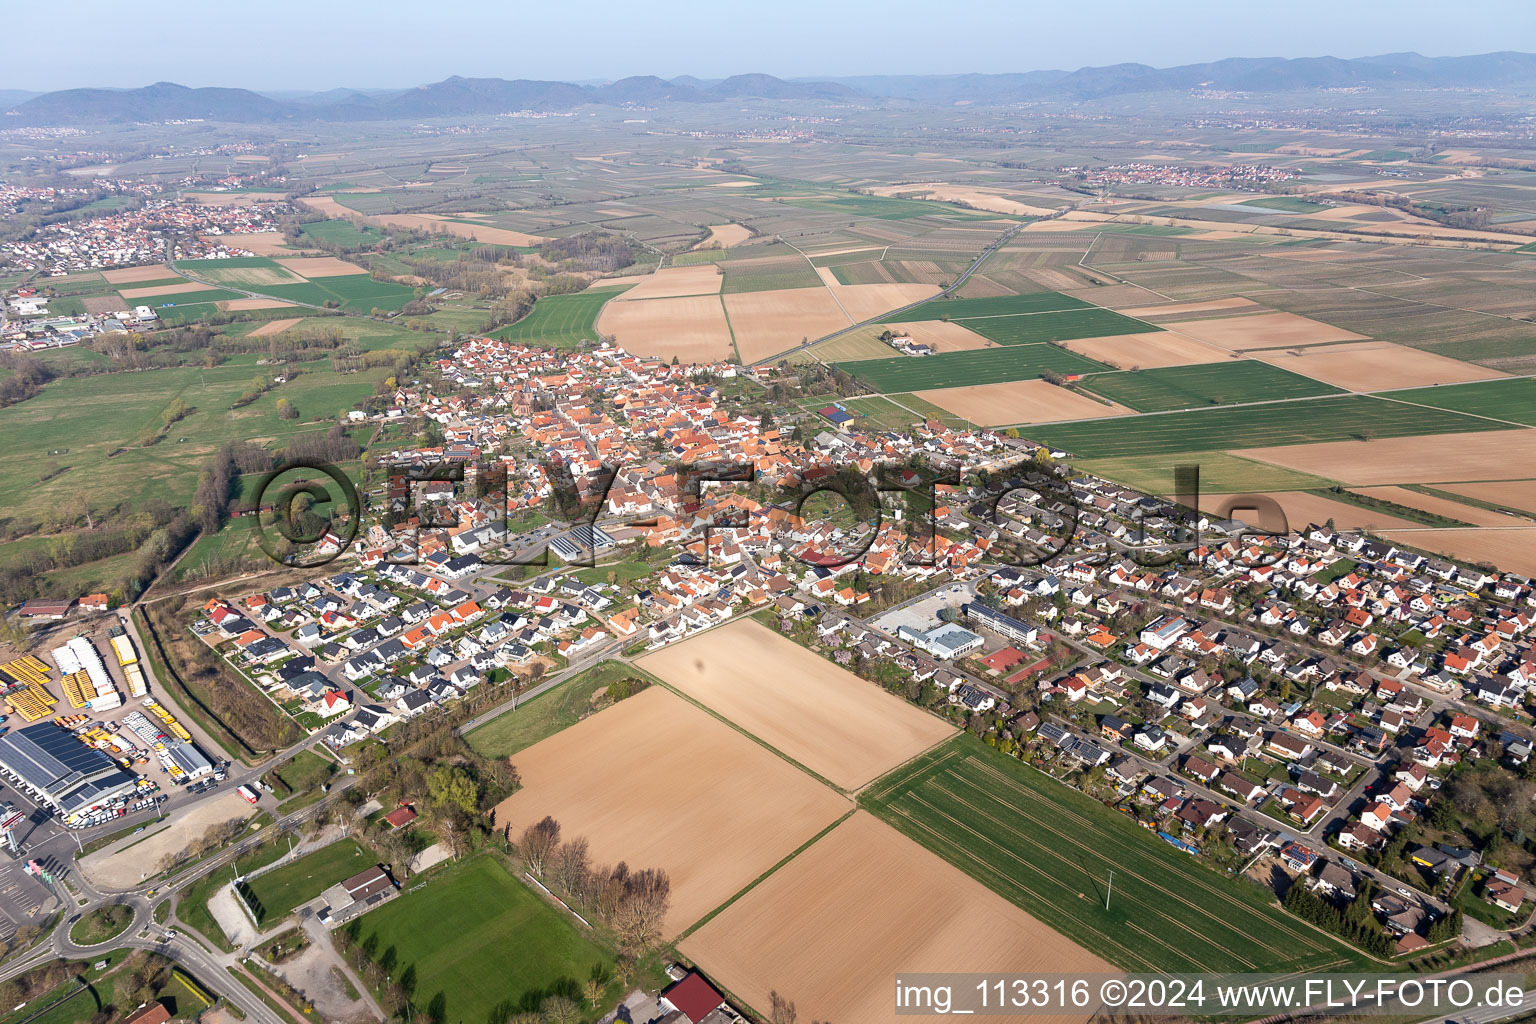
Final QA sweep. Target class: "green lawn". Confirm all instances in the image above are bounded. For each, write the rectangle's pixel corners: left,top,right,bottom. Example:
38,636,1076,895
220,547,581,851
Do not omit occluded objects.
1386,378,1536,425
491,288,624,347
262,749,336,798
839,344,1112,392
356,855,614,1024
861,736,1366,972
883,291,1089,323
241,838,371,925
1025,395,1501,458
67,905,133,946
1081,362,1342,412
466,660,643,758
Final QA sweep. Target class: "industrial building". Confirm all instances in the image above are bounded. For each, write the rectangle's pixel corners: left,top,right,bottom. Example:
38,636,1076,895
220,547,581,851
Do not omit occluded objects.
896,622,985,660
0,723,137,818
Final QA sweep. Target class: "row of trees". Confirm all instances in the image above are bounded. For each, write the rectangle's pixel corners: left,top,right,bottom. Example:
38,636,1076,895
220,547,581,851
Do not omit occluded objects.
1282,878,1398,958
517,816,671,953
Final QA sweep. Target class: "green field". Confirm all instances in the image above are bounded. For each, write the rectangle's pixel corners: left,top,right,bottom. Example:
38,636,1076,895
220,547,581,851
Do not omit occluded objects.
130,288,246,307
240,838,371,925
356,855,614,1024
301,219,386,249
466,661,641,758
959,308,1162,346
491,287,624,347
840,344,1111,392
1386,378,1536,426
883,291,1089,323
257,274,417,312
0,362,389,535
720,257,822,293
1081,362,1343,412
779,193,997,221
1026,395,1501,458
1237,196,1330,213
862,737,1364,972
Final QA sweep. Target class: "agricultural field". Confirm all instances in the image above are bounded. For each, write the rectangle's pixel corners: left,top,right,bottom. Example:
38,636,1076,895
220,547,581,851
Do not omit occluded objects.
960,308,1162,347
1252,343,1502,392
882,291,1090,322
492,287,625,347
165,255,418,312
861,738,1365,973
720,255,823,293
681,811,1108,1024
1231,428,1536,486
491,686,852,936
638,619,954,791
916,379,1132,427
1027,394,1501,459
1080,362,1342,412
839,344,1112,393
356,856,615,1024
300,219,386,249
1387,378,1536,426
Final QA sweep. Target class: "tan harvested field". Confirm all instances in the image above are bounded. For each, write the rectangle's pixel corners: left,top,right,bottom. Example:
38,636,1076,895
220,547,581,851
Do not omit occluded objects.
81,791,253,889
640,620,953,790
612,265,722,300
681,811,1108,1024
247,316,305,335
1439,480,1536,516
214,231,310,256
1378,528,1536,576
490,686,852,936
1355,487,1524,527
82,295,127,314
118,281,213,299
1019,219,1109,234
1116,297,1258,318
296,195,547,246
872,319,993,352
1198,490,1421,533
817,272,940,322
916,379,1133,427
597,294,734,363
102,264,176,284
724,287,853,362
1253,342,1502,391
1062,332,1229,369
1166,311,1369,351
273,256,367,278
1233,429,1536,485
695,223,752,248
217,299,296,312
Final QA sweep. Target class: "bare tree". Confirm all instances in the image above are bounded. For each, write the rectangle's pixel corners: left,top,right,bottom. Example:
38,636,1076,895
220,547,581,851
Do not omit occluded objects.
770,991,798,1024
551,836,590,898
519,816,561,876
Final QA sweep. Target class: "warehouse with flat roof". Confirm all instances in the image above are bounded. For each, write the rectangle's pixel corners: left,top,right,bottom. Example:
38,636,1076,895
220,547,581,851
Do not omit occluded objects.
0,723,137,817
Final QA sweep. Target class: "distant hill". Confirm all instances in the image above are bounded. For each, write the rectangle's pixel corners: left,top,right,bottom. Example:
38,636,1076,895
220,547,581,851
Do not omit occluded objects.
9,52,1536,124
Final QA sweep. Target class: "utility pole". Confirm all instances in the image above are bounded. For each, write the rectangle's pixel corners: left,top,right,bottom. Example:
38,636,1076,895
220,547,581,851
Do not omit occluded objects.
1105,870,1114,912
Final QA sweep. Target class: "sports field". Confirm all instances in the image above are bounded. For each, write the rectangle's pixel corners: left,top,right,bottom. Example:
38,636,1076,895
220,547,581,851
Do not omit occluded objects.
356,855,613,1024
882,291,1089,322
242,838,372,924
1387,378,1536,426
841,344,1112,393
861,738,1365,973
492,287,624,347
1026,395,1501,458
1080,362,1342,412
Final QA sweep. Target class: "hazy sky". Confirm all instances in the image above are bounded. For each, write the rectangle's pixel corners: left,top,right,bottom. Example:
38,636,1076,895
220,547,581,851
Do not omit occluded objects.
13,0,1536,91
